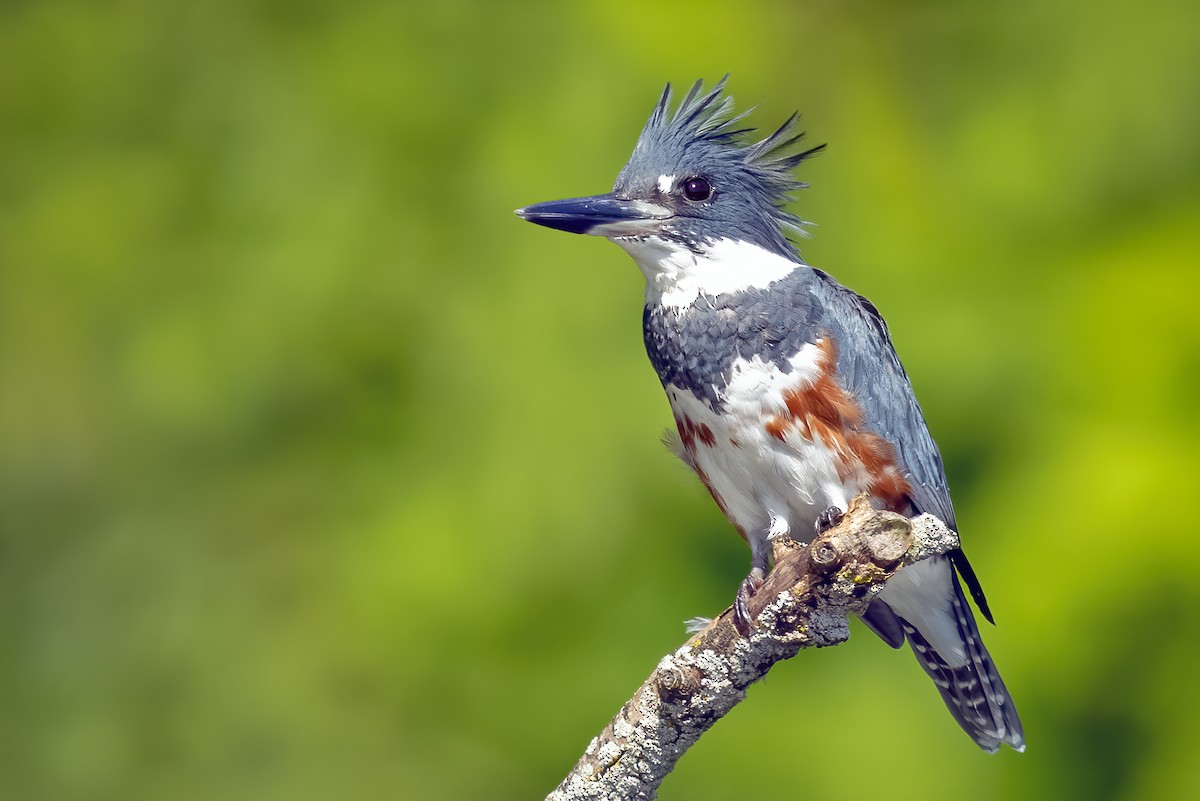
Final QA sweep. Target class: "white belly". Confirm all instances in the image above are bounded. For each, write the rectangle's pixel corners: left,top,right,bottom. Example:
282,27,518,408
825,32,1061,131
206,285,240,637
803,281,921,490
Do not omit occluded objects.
664,346,871,551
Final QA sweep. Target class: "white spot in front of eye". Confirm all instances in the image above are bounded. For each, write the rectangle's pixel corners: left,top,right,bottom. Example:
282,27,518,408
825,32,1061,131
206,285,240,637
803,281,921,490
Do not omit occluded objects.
657,174,675,194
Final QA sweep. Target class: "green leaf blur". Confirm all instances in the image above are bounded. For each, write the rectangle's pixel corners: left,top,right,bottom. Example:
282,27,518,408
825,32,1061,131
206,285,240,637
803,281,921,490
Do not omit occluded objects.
2,1,1198,799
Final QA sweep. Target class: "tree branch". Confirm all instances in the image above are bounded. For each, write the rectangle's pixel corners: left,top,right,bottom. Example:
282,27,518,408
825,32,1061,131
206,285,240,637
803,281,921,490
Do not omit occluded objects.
545,494,960,801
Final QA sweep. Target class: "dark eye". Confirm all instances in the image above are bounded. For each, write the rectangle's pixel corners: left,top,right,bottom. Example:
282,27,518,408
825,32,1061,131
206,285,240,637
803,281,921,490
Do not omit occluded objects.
681,176,713,202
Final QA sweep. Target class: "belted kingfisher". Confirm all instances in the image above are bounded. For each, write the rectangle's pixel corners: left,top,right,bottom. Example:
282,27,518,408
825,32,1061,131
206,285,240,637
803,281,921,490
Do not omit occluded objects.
516,77,1024,753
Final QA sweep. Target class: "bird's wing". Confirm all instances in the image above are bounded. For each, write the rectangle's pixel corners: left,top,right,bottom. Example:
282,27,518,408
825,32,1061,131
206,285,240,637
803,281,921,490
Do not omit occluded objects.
808,269,954,526
807,269,993,620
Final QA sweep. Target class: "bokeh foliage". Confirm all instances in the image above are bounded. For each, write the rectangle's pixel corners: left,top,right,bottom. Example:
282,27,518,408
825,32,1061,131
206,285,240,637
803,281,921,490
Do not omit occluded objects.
2,1,1198,799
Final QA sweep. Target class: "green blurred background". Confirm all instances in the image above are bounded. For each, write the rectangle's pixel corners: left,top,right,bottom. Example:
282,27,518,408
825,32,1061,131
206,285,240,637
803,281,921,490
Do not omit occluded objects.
3,1,1198,799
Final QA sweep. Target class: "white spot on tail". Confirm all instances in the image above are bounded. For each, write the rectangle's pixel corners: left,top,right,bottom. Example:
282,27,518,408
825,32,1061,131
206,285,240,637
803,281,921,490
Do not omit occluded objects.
880,557,967,667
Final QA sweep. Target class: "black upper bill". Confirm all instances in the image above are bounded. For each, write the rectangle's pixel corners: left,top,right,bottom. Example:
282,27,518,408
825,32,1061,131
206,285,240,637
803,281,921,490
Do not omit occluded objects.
515,194,668,236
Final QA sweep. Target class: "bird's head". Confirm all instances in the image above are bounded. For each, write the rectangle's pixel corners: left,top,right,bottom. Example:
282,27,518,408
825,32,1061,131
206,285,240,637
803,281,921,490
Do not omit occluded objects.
517,76,824,274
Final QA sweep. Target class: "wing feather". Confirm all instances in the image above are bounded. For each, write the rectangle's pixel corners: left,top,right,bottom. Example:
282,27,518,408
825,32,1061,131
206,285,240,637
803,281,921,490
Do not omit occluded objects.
808,269,993,619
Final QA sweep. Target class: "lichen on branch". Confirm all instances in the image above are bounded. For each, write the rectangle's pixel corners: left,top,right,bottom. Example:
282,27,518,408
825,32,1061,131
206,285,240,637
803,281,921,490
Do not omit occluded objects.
545,495,960,801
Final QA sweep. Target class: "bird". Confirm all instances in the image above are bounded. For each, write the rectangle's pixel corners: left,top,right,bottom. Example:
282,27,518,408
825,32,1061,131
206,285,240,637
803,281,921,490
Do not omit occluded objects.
515,76,1024,753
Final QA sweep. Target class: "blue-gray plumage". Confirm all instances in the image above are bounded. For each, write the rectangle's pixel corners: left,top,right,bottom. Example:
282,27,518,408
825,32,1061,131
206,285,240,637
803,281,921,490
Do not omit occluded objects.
517,76,1023,753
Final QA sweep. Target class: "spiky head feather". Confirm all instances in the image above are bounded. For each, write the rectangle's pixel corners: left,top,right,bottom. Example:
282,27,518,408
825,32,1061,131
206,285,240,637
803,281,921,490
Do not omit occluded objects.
614,76,825,260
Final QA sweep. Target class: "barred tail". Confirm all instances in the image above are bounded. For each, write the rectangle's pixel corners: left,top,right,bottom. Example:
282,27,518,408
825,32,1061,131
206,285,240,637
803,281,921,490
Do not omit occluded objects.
900,581,1025,753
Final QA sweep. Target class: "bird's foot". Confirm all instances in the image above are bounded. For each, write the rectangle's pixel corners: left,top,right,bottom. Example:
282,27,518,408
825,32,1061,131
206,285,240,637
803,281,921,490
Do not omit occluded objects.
733,567,766,636
814,506,845,536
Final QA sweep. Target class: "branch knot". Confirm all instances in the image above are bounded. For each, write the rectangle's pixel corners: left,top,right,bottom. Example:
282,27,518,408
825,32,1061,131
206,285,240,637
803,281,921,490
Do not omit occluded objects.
546,494,959,801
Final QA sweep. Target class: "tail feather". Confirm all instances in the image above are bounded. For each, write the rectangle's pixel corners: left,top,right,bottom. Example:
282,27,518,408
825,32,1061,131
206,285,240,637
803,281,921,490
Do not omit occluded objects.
900,582,1024,752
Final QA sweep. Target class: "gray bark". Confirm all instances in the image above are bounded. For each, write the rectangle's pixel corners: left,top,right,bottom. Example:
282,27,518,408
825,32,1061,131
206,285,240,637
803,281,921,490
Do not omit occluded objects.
545,495,960,801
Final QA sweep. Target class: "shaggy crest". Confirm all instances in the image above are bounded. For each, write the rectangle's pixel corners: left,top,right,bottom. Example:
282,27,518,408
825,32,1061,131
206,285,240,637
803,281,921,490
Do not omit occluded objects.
617,76,825,256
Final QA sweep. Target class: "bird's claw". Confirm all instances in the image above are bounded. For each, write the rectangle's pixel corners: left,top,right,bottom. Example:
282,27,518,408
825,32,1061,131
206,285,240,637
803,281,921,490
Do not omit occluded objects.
733,568,765,636
814,506,845,536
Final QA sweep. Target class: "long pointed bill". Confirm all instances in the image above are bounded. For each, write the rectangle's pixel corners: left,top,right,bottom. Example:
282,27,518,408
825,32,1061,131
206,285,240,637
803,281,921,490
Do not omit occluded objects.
515,193,672,237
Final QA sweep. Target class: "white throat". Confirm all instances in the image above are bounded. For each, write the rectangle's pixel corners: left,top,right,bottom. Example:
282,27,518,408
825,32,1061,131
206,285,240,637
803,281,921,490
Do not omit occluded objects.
614,235,798,308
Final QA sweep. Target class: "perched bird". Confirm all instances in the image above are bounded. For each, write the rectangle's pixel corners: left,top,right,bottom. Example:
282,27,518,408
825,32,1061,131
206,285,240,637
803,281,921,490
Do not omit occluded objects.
516,77,1024,753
